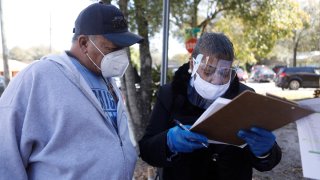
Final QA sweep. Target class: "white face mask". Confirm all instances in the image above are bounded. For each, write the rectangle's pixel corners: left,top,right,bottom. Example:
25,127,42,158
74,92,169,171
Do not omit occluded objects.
100,49,129,78
87,39,129,78
193,72,230,100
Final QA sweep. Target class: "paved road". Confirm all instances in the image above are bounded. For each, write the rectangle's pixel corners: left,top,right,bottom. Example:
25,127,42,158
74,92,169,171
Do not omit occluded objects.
242,80,317,100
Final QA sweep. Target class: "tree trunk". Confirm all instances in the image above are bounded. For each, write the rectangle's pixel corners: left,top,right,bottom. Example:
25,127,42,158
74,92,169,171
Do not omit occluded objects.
293,30,302,67
133,0,153,141
293,43,298,67
191,1,199,27
118,0,152,142
118,0,142,140
0,0,10,86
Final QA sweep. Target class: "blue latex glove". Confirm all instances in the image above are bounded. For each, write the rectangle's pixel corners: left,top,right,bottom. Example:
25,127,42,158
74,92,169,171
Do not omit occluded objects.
237,127,276,157
167,125,208,153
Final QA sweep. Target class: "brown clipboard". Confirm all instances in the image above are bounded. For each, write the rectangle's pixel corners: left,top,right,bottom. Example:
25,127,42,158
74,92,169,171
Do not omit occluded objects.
191,90,315,145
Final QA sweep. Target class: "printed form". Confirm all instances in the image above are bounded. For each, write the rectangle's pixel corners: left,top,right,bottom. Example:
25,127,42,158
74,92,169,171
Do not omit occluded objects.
296,98,320,180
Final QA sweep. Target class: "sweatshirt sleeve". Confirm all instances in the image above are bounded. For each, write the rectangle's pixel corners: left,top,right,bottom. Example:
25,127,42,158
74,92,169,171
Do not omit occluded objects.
0,79,30,179
138,85,177,167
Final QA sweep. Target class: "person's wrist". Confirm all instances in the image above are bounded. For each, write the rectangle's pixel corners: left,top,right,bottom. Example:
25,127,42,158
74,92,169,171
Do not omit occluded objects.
166,131,179,161
256,153,270,159
166,129,176,153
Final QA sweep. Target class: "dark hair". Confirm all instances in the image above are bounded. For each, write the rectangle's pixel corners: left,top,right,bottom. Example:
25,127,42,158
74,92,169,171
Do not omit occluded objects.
192,32,234,61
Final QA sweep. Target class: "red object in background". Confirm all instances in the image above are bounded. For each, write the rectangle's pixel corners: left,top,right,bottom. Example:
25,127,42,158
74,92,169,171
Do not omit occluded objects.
279,72,287,78
185,38,197,53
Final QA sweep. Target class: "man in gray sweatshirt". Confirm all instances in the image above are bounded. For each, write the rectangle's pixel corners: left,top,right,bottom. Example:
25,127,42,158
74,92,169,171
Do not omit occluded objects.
0,2,143,180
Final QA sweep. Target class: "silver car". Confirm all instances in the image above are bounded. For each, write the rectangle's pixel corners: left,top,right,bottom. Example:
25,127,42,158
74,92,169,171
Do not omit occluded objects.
252,67,276,82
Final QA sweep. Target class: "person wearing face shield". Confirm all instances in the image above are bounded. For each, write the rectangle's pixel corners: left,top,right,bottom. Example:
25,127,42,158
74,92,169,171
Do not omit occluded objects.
139,32,282,180
0,2,143,180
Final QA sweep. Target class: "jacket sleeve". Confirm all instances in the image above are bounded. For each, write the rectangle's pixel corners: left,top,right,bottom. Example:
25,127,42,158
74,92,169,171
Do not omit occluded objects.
138,85,177,167
250,142,282,171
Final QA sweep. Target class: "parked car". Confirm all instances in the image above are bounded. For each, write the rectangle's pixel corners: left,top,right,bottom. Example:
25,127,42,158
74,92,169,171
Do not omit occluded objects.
0,76,5,96
236,67,248,82
250,65,265,72
275,67,320,90
249,65,266,79
275,66,320,90
252,67,276,82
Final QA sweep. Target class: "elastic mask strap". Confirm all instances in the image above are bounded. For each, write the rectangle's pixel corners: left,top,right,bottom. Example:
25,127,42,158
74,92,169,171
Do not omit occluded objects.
85,53,101,71
89,39,105,56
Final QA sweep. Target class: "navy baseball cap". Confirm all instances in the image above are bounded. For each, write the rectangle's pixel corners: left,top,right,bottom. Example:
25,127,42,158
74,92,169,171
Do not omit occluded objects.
73,2,143,47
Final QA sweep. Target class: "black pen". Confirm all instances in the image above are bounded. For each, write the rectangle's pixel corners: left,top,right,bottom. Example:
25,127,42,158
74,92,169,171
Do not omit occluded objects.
173,119,208,148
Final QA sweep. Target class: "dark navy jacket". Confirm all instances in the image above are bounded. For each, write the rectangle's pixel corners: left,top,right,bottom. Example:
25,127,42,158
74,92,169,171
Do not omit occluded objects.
139,63,282,180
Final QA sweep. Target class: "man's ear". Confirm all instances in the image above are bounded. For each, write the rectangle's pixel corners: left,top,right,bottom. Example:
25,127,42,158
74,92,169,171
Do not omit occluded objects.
78,35,89,53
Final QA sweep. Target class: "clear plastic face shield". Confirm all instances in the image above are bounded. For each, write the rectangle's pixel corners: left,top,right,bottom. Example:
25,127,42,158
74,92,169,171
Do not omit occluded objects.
191,54,238,85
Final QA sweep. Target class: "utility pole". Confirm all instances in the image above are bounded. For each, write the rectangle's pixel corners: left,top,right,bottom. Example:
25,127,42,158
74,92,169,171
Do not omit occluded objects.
160,0,170,86
0,0,10,87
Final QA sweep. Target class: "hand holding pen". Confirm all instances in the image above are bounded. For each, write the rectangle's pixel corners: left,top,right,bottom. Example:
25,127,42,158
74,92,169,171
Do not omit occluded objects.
173,120,208,148
167,119,208,153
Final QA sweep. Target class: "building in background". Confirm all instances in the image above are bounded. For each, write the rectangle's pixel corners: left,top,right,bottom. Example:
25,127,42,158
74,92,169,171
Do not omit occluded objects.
0,59,29,79
296,51,320,67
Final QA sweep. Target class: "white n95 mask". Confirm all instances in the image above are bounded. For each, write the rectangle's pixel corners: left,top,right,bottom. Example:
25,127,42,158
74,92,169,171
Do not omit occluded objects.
100,49,129,78
87,39,129,78
193,72,230,100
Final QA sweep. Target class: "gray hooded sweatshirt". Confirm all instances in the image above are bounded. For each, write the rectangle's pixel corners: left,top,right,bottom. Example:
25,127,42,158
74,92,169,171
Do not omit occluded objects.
0,52,137,180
